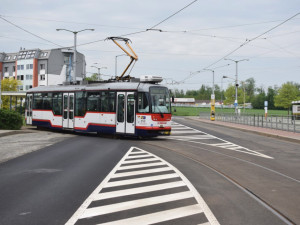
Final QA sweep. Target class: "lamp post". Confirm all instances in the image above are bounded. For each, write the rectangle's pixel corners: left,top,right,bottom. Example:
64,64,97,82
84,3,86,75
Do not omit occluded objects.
56,28,94,83
115,54,127,78
224,58,249,114
91,65,107,81
223,75,246,114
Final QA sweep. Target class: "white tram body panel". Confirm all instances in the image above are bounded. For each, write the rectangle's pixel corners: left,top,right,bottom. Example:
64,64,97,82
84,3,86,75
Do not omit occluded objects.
25,80,172,137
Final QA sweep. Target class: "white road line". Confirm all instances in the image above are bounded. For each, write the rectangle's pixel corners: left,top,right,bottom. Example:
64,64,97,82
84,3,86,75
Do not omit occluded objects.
117,162,166,170
121,158,160,164
97,204,204,225
128,151,148,155
167,135,214,140
66,147,220,225
126,154,153,159
95,181,186,200
80,191,194,219
171,130,203,134
167,122,273,159
172,127,193,130
105,173,180,187
210,143,233,146
112,167,173,178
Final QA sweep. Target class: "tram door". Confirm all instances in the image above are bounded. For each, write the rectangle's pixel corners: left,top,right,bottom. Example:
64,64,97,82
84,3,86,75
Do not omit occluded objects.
116,92,135,134
63,93,74,129
26,94,33,125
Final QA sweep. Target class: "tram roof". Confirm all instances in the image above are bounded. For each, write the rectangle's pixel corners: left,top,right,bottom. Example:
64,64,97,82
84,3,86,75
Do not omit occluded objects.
26,81,167,93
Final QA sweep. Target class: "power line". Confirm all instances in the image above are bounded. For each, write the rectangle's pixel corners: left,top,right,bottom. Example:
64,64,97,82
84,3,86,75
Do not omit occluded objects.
76,1,199,47
193,12,300,74
0,15,63,47
149,0,198,29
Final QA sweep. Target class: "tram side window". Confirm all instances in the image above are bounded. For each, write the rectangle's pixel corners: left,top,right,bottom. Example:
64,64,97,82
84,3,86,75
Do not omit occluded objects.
33,93,43,109
100,91,109,112
75,91,86,116
87,92,100,111
109,92,116,112
138,92,149,113
43,93,52,110
53,93,62,115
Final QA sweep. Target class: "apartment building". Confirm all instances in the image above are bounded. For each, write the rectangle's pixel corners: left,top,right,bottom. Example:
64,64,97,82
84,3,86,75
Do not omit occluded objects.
0,48,86,91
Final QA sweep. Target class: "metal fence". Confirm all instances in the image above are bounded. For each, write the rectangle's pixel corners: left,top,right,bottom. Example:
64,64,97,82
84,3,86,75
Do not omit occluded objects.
199,112,300,133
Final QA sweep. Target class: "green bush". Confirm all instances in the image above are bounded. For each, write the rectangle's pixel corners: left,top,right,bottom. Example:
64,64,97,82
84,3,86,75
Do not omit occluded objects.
0,109,23,130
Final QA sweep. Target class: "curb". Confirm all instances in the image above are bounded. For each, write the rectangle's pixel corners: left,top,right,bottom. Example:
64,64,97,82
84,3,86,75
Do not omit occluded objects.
185,117,300,145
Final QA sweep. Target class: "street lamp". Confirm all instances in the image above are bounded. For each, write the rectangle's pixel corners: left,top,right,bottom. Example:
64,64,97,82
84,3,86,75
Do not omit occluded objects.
224,58,249,114
56,28,94,83
115,54,127,78
223,75,246,114
91,65,107,81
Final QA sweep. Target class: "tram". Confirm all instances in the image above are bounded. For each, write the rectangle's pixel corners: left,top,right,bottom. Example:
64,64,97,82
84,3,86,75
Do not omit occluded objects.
25,76,172,137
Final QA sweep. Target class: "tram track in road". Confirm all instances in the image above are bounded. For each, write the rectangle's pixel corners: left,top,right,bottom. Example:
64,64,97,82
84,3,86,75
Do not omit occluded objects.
139,119,300,224
142,140,296,225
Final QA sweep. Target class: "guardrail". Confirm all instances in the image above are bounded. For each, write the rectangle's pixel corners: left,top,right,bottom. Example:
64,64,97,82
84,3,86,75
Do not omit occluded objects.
199,112,300,133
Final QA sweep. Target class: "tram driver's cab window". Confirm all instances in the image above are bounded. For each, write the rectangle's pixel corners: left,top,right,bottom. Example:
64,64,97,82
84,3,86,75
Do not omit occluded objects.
138,93,149,113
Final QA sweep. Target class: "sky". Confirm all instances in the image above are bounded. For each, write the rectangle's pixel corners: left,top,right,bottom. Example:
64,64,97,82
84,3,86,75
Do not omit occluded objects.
1,0,300,92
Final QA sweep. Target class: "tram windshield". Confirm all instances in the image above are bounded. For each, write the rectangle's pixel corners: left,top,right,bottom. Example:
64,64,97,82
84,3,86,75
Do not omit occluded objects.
150,87,171,113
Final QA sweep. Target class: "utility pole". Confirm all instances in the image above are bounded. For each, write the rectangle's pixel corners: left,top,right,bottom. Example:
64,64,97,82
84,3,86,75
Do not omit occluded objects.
56,28,94,83
224,58,249,115
91,65,107,81
115,54,126,78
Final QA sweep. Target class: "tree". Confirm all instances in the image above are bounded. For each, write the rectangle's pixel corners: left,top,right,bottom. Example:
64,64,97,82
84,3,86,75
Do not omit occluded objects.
244,77,256,102
85,73,98,81
266,86,277,110
1,78,21,109
274,82,300,110
251,88,266,109
224,84,245,105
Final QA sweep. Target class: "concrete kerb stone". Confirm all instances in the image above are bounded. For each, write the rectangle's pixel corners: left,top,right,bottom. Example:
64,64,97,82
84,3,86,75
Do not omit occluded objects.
185,116,300,145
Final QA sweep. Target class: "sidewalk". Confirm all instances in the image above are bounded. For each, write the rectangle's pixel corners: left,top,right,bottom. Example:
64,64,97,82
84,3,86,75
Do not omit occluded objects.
186,116,300,144
0,126,37,137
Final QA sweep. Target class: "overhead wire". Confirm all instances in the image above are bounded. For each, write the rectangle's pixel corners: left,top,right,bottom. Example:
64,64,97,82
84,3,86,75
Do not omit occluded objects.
179,11,300,83
149,0,198,30
0,15,64,47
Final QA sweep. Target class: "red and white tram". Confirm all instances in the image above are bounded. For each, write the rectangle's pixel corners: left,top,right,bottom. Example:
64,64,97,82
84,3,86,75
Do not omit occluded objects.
25,76,172,137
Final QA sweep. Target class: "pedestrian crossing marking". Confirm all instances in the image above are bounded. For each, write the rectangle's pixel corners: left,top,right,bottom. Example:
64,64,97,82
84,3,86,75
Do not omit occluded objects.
95,181,186,200
65,147,220,225
162,122,273,159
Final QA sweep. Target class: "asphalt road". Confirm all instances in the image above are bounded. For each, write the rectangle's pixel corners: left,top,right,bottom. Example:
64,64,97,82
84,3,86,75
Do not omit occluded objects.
0,118,299,225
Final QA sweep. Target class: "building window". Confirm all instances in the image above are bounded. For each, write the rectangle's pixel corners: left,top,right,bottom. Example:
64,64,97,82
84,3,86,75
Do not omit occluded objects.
17,75,24,80
13,66,15,72
17,65,24,70
40,74,45,80
13,55,16,60
17,85,23,91
4,67,8,72
30,64,33,69
26,75,33,80
26,64,29,69
40,64,45,70
25,85,32,90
